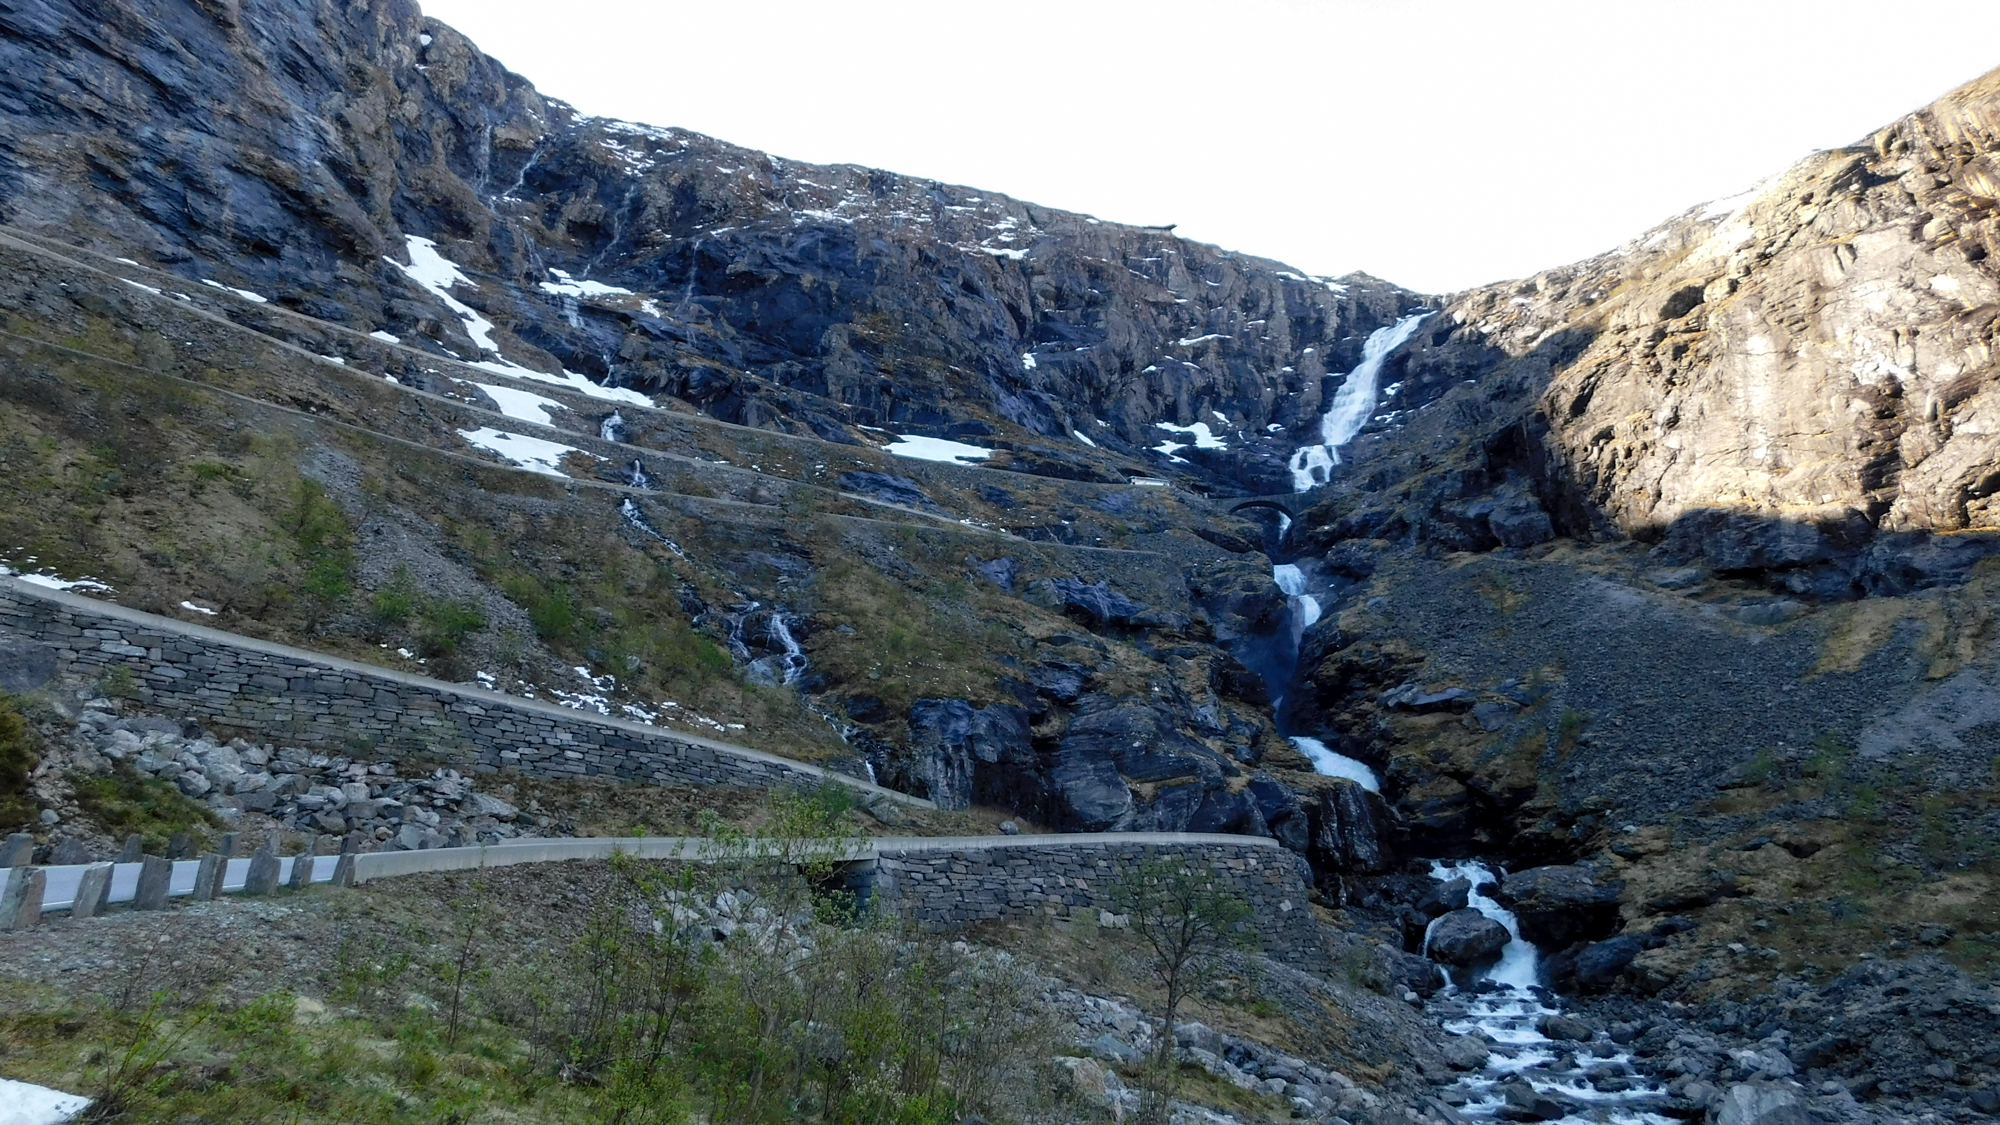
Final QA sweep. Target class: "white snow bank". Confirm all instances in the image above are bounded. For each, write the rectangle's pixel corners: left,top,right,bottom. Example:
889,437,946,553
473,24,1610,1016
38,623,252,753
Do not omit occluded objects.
200,279,268,303
883,435,992,464
539,269,634,299
369,330,401,343
472,383,567,426
464,360,653,407
179,601,218,616
0,1078,91,1125
389,236,499,353
457,428,586,477
3,567,114,594
1153,421,1227,450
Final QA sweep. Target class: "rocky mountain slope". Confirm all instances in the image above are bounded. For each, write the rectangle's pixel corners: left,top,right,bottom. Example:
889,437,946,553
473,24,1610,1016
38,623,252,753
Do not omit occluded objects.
4,1,2000,1120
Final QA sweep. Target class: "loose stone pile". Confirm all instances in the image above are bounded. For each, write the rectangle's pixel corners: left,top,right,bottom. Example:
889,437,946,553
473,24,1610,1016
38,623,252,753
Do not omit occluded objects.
36,700,550,855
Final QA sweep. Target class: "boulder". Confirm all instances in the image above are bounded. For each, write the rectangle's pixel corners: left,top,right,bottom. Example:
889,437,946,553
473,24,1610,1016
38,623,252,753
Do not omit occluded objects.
892,698,1036,812
836,471,937,510
1713,1083,1810,1125
1441,1034,1491,1071
1042,577,1149,628
1493,865,1624,947
1415,877,1471,918
1425,908,1510,966
1497,1079,1570,1121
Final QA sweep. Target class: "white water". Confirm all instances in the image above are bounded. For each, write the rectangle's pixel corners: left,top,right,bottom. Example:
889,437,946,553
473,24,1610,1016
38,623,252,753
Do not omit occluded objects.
1289,313,1429,491
1289,736,1379,792
1272,563,1322,629
768,612,808,686
601,411,625,442
1424,861,1675,1125
619,499,687,558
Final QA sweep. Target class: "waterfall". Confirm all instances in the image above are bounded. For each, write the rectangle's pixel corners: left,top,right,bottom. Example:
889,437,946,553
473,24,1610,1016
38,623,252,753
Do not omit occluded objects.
601,411,626,442
1290,313,1429,491
1289,737,1379,791
627,459,654,489
618,499,687,558
767,611,808,686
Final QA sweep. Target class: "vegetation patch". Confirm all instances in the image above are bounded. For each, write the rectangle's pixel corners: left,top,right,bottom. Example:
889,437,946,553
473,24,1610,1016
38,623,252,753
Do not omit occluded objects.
69,764,221,854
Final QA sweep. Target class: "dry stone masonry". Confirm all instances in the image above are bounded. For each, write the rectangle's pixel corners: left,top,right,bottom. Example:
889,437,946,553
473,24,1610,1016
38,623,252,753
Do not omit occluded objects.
0,580,920,805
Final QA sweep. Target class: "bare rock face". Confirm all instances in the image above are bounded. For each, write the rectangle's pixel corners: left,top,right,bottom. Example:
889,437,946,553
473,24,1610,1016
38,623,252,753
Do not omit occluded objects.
1380,67,2000,595
0,0,1422,496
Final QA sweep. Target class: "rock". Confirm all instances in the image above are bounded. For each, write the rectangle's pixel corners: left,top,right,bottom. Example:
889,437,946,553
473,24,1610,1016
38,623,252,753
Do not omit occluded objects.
1713,1083,1810,1125
1536,1014,1594,1042
0,640,57,692
1088,1033,1144,1065
1425,909,1510,966
998,820,1019,835
49,838,89,865
1306,780,1394,874
1970,1086,2000,1114
1415,877,1471,917
836,471,937,510
1558,935,1644,993
1441,1034,1491,1070
1493,865,1624,947
1487,497,1555,547
891,698,1033,812
1496,1079,1570,1121
1042,578,1149,628
462,792,518,819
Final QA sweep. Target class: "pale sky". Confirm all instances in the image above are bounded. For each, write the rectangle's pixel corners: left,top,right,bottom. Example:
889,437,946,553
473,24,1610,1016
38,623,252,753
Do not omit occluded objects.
418,0,2000,295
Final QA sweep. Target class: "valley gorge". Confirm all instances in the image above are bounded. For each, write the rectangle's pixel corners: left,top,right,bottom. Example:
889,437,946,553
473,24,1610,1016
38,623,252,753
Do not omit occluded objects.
2,2,2000,1124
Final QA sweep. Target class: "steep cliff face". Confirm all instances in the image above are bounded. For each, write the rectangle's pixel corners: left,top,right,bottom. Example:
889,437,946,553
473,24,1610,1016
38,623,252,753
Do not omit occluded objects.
0,0,1415,496
4,0,2000,1038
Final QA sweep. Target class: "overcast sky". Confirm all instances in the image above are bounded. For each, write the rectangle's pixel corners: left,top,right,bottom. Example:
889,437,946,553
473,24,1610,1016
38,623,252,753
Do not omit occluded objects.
418,0,2000,294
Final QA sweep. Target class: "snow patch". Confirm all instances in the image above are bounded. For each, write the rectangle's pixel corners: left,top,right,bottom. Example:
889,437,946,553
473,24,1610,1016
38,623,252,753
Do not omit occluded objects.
0,1078,92,1125
457,428,586,477
539,269,635,299
369,330,401,343
200,279,268,303
179,601,218,616
1021,352,1037,371
472,383,567,426
1153,421,1228,451
883,435,993,464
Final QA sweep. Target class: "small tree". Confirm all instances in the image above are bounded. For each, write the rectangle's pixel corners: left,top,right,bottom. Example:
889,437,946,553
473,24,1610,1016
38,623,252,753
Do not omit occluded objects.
1111,856,1253,1103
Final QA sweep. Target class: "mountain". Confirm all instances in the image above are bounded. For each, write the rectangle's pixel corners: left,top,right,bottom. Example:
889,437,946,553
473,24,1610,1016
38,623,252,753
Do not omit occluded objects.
4,1,2000,1120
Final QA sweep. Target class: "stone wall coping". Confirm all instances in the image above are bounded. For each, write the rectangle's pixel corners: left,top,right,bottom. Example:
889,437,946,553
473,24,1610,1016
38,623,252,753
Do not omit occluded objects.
2,577,932,807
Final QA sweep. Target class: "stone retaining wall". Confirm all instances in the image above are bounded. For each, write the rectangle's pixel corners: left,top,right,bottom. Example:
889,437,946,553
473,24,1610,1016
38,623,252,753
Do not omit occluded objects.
0,579,925,805
870,835,1328,969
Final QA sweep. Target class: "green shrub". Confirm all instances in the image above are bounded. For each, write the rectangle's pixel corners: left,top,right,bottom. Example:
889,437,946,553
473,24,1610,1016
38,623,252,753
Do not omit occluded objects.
70,765,219,853
370,566,419,632
418,598,488,659
0,695,39,830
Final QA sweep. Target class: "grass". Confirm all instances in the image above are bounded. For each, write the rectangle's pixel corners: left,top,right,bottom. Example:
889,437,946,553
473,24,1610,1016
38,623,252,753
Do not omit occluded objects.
0,694,39,830
68,764,221,855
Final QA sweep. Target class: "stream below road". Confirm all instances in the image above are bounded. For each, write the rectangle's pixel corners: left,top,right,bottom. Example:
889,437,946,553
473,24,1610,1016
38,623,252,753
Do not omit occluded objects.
1424,861,1675,1125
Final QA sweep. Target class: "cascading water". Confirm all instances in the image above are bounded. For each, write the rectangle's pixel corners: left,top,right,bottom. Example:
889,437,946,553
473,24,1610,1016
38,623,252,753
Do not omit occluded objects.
1264,559,1381,788
1290,312,1430,492
766,612,808,687
627,459,654,489
601,411,626,442
618,498,687,558
1423,861,1675,1125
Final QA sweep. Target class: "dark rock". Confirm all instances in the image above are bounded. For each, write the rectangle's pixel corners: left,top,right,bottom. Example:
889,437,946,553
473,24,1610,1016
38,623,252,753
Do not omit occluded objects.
841,695,888,724
1042,578,1149,628
1496,1079,1570,1121
1536,1014,1594,1042
1381,945,1446,998
1415,877,1471,918
970,557,1018,591
1558,935,1643,993
1493,865,1624,947
892,698,1034,811
1425,908,1510,966
1046,748,1131,832
1441,1035,1491,1070
0,641,57,693
1970,1086,2000,1114
1306,781,1394,874
837,471,936,510
1487,497,1555,547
